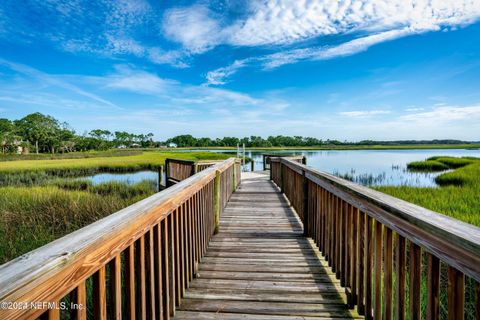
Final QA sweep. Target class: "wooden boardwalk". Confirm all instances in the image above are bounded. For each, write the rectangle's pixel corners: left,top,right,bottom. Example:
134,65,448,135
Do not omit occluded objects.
173,173,361,319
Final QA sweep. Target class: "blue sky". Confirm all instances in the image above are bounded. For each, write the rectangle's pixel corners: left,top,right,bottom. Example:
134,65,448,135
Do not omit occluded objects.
0,0,480,140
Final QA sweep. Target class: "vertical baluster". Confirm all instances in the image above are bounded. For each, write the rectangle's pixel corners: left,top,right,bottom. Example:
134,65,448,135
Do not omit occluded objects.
395,234,406,320
193,193,199,273
332,195,337,271
373,220,383,320
409,242,422,320
340,200,345,287
109,254,122,319
336,197,342,280
71,282,87,320
136,236,146,320
162,218,171,319
357,211,365,315
383,228,393,320
426,253,440,320
351,206,358,306
93,266,107,320
47,306,60,320
364,215,373,320
183,200,189,287
155,224,163,320
328,192,333,265
448,267,464,320
179,204,185,298
188,197,194,282
199,188,205,257
168,214,176,317
174,208,181,307
147,230,156,320
125,244,136,320
320,188,326,254
316,185,321,248
345,203,351,291
476,282,480,320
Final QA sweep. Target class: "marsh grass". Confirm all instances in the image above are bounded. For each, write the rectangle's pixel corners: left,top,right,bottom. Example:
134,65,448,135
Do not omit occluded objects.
0,151,228,263
0,151,230,186
376,156,480,226
0,149,142,162
0,180,157,263
407,160,449,171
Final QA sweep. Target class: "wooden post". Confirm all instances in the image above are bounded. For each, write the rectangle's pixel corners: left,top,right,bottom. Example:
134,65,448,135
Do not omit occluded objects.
251,160,254,172
158,166,164,191
280,161,285,193
269,160,273,181
302,169,309,236
165,159,171,187
302,156,307,165
213,170,221,234
233,162,237,192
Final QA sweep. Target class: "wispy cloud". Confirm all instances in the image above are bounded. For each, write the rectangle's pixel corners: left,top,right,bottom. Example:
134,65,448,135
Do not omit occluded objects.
206,28,414,85
339,110,391,117
200,0,480,84
0,59,120,109
1,0,188,68
400,105,480,123
162,5,226,54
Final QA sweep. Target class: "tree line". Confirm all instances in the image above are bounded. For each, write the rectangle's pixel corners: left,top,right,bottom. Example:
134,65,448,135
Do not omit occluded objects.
165,134,475,148
0,113,476,154
0,113,155,154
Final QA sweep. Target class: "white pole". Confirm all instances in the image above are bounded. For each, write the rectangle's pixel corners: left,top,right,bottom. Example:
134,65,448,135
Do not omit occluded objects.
242,143,246,171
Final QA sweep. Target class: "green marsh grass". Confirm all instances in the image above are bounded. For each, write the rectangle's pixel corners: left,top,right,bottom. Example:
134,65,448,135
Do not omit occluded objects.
0,150,229,262
0,180,157,263
0,151,231,186
376,156,480,226
406,160,449,171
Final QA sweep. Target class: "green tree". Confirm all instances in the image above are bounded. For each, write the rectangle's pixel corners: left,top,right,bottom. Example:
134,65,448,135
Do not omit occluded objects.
14,113,61,154
0,118,18,154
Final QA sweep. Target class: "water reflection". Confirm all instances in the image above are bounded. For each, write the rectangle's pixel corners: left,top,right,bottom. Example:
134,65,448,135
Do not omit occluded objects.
197,148,480,187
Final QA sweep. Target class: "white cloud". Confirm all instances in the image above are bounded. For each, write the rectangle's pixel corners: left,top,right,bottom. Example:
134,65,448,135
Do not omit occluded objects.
162,5,226,54
228,0,480,47
339,110,391,117
400,105,480,123
205,60,250,85
197,0,480,84
0,58,121,110
206,28,414,84
99,66,178,94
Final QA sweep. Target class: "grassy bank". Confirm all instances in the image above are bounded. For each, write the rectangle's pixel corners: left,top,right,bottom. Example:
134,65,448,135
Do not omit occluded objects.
376,156,480,226
0,151,231,186
0,149,143,161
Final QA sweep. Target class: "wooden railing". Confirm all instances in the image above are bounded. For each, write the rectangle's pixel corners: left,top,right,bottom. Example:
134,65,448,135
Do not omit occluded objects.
0,158,241,320
165,158,221,187
262,154,306,170
271,157,480,320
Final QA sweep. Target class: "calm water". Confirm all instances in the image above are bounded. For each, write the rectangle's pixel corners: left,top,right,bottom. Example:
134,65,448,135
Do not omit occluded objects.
81,149,480,188
198,148,480,187
82,171,162,188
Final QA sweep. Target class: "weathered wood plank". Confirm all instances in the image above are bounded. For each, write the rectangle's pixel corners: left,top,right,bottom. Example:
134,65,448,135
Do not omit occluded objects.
173,176,359,320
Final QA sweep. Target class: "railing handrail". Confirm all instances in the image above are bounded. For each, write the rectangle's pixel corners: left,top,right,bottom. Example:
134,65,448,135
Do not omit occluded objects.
271,157,480,282
0,158,237,308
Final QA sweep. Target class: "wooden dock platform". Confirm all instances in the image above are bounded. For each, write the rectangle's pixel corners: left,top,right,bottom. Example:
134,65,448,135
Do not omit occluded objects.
173,173,361,319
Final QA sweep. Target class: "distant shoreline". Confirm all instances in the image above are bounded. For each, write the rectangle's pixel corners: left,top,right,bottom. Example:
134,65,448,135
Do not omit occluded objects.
179,144,480,151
